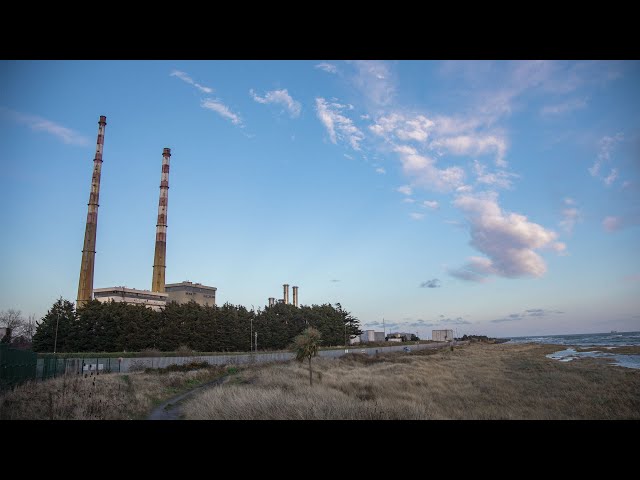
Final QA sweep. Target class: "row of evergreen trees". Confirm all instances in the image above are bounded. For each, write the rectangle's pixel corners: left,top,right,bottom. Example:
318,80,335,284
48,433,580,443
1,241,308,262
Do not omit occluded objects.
32,298,362,353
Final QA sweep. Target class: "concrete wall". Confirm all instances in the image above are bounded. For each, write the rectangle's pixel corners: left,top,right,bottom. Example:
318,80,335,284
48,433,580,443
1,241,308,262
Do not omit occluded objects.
39,341,464,375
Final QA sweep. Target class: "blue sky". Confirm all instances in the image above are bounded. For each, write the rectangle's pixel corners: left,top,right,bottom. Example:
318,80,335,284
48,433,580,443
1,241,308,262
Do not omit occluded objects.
1,60,639,338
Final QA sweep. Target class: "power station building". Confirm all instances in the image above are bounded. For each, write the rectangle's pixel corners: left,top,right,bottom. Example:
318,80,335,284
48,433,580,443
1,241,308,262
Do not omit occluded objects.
93,287,168,311
165,281,217,306
76,115,218,311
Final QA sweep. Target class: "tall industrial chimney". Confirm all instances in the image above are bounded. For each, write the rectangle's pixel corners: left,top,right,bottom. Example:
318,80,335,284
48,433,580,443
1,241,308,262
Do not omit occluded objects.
292,286,299,307
77,115,107,307
283,284,289,304
268,297,275,307
152,147,172,293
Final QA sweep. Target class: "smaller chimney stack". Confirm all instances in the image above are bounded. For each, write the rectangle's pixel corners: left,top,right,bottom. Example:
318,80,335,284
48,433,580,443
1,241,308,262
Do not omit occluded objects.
292,286,299,307
283,284,289,304
268,297,275,307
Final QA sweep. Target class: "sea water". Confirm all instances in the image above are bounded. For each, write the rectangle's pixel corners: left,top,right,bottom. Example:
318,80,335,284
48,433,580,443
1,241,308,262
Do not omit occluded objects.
506,331,640,369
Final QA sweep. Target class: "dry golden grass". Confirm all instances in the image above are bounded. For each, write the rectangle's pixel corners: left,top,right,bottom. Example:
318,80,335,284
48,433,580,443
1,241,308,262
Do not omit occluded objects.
183,343,640,420
0,367,224,420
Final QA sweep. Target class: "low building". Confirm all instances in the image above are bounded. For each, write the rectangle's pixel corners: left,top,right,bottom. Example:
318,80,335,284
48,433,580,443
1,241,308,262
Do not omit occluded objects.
93,287,168,311
387,337,402,343
432,329,454,342
165,281,217,306
349,335,361,345
388,332,414,342
360,330,385,343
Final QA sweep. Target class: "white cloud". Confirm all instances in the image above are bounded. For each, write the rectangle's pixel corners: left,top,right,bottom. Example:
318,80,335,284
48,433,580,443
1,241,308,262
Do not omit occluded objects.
170,70,213,94
541,97,587,115
315,98,364,150
564,197,576,205
403,198,415,203
604,168,618,187
397,185,413,196
451,191,565,279
0,107,89,146
409,213,425,220
371,112,508,168
315,63,337,74
589,133,623,179
375,167,386,174
472,160,518,189
250,88,301,118
351,60,395,106
431,134,508,167
201,98,242,126
344,153,353,160
422,200,439,209
393,145,465,192
370,113,434,143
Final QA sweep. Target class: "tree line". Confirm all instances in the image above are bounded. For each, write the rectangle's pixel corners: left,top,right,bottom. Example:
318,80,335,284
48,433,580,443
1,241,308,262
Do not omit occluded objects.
30,298,362,353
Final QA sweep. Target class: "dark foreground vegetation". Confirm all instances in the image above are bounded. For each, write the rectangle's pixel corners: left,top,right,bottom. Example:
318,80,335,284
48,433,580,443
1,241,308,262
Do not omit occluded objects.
31,298,361,353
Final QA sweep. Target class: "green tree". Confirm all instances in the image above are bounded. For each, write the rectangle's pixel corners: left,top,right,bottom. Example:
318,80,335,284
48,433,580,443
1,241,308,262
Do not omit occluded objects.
292,327,321,386
32,298,76,352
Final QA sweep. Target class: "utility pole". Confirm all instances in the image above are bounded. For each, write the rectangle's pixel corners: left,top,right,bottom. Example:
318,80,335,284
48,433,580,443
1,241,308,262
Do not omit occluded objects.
53,310,60,354
344,322,347,351
250,317,253,353
255,331,258,352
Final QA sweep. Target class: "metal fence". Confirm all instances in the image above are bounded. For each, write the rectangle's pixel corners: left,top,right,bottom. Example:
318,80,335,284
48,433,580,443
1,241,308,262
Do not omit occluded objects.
7,340,464,387
0,343,37,390
36,356,123,381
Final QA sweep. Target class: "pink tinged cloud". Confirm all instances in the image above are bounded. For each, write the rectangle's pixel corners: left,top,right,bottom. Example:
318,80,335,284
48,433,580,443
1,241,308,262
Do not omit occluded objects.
393,145,465,192
603,216,623,232
451,192,565,280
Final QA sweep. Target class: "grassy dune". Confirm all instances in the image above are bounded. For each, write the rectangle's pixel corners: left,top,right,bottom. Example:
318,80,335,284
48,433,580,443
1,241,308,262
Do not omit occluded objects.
0,366,225,420
183,343,640,420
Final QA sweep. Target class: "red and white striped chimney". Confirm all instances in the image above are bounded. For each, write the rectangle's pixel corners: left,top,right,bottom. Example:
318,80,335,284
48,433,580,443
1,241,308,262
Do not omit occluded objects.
77,115,107,307
152,147,172,293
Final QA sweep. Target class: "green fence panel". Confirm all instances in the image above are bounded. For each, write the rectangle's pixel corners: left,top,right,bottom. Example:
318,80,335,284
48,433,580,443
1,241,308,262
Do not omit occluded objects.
0,343,37,390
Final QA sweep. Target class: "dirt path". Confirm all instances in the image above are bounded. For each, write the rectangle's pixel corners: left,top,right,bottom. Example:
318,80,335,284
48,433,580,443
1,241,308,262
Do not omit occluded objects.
147,376,227,420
